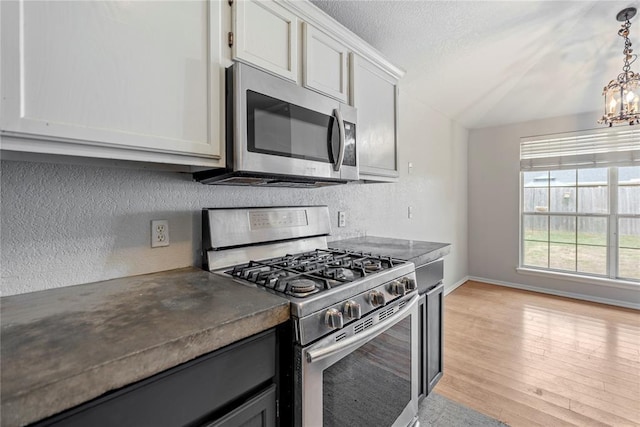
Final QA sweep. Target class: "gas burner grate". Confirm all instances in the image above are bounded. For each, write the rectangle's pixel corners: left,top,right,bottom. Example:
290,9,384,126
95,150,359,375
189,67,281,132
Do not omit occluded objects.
225,248,407,298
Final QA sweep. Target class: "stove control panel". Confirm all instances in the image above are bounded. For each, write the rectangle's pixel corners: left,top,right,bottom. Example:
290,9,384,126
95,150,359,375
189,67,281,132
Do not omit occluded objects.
249,209,309,229
297,271,418,344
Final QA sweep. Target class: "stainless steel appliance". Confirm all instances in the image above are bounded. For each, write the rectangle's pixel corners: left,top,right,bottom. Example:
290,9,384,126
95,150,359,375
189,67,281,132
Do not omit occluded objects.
194,63,358,187
202,206,419,427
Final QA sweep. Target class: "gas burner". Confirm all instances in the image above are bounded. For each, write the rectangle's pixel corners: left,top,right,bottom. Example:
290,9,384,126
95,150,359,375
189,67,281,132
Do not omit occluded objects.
285,278,319,297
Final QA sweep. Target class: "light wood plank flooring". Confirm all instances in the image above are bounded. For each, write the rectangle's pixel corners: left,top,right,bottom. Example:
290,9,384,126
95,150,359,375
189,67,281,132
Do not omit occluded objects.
433,280,640,427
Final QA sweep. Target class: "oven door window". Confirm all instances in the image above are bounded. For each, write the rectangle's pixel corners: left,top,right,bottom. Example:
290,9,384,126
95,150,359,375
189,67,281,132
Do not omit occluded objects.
247,90,336,163
322,317,412,427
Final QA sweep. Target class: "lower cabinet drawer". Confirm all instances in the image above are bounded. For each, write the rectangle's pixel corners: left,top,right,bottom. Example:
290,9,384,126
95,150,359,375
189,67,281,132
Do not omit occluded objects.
34,330,276,427
206,384,276,427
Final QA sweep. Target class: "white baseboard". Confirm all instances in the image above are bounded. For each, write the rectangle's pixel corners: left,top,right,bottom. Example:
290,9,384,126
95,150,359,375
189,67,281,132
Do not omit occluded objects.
445,276,469,296
467,275,640,310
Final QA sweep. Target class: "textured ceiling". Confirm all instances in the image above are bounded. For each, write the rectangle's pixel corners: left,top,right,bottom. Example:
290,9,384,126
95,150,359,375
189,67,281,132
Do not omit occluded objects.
310,0,637,129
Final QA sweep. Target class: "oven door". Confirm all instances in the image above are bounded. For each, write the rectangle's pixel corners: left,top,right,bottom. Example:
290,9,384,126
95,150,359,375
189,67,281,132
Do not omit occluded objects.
295,294,419,427
231,63,358,181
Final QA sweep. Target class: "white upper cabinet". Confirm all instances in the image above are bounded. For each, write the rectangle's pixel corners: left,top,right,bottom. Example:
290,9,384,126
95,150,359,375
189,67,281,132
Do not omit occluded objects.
351,54,399,180
1,0,223,167
231,0,298,82
0,0,402,173
302,23,349,103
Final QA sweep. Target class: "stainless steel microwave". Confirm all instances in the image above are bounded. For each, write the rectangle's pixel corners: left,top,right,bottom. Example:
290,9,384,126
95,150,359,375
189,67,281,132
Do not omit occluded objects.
194,63,358,187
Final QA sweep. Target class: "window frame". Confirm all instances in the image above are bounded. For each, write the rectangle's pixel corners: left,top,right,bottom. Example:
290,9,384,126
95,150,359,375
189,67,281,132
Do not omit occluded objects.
616,167,640,281
519,166,639,284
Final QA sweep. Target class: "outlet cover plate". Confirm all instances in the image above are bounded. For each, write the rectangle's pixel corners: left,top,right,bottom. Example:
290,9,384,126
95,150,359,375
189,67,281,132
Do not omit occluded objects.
151,220,170,248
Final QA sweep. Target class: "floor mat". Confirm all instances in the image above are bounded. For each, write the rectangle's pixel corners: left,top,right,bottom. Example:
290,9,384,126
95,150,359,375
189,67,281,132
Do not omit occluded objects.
418,393,508,426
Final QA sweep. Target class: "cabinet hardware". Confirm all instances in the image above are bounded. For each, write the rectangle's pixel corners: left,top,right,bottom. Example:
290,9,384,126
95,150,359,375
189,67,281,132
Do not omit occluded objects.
228,31,234,47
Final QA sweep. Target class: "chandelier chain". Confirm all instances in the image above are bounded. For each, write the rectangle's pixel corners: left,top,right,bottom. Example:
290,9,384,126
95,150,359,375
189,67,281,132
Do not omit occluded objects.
621,18,636,72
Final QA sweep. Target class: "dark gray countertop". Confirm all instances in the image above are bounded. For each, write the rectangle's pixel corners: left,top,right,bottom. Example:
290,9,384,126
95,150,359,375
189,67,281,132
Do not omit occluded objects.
0,267,289,427
329,236,451,266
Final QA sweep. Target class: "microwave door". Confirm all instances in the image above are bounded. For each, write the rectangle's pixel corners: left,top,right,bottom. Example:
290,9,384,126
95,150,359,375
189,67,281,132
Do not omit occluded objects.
233,63,346,181
240,91,342,180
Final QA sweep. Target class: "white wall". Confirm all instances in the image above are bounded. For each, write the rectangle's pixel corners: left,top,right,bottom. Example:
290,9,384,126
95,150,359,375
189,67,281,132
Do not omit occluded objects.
0,85,468,296
468,110,640,308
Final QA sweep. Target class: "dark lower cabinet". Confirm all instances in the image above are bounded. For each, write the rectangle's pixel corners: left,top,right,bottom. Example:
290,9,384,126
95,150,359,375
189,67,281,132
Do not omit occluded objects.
416,259,444,400
32,329,279,427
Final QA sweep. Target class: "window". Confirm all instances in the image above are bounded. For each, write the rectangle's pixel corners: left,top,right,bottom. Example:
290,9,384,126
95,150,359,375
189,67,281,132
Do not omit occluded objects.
520,128,640,282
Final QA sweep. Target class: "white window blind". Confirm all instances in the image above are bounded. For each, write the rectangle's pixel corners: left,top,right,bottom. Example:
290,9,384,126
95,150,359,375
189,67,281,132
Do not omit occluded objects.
520,127,640,171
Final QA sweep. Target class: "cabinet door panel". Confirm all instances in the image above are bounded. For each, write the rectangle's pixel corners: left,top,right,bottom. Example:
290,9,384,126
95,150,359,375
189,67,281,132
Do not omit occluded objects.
206,384,276,427
303,23,348,102
232,0,298,82
426,283,444,394
1,0,221,159
351,54,399,180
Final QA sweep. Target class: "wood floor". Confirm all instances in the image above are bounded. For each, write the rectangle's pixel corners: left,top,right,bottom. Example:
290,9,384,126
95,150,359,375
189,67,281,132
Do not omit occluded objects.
433,280,640,427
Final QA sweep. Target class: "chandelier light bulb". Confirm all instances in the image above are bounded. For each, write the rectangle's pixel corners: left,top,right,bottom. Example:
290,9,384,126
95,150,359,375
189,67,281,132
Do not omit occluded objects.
626,90,636,102
632,94,639,113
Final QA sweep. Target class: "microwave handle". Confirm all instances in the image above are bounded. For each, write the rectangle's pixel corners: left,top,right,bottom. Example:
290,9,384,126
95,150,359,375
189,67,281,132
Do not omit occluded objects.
333,109,345,172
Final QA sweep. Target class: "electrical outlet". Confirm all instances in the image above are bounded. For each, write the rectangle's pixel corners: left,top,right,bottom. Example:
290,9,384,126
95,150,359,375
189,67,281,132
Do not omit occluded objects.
338,211,346,227
151,220,170,248
408,206,413,219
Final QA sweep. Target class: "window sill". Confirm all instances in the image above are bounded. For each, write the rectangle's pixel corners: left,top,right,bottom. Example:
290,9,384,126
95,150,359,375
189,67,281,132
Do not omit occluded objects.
516,267,640,291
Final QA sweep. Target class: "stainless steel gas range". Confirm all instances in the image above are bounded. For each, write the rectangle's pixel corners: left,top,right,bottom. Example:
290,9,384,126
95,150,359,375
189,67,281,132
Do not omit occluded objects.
203,206,420,427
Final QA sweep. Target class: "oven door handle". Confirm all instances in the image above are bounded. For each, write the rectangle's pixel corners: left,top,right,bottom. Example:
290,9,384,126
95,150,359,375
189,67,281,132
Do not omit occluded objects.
306,293,419,364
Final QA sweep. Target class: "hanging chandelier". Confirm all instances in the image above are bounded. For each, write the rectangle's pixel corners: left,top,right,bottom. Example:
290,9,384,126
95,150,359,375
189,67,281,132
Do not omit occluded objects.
599,7,640,126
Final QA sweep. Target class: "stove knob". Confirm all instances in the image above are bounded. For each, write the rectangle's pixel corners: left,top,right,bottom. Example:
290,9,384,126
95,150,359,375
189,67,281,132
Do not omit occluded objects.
344,300,362,320
401,277,417,292
390,280,407,296
325,308,344,329
369,290,386,307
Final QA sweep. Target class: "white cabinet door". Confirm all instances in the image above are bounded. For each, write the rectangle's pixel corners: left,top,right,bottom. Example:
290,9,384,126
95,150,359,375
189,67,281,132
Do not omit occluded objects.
1,0,222,165
231,0,298,82
351,54,399,180
302,23,349,102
